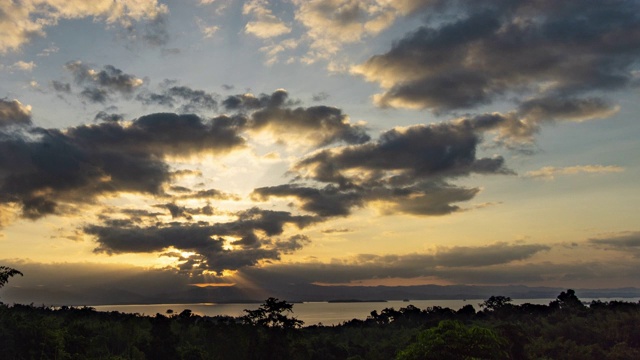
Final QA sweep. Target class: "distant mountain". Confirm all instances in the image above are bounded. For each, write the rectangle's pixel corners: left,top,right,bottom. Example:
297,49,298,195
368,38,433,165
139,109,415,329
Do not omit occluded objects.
4,283,639,306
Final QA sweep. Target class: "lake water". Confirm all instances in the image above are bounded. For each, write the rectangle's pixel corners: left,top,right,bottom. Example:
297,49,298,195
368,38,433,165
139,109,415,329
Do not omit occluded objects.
91,298,639,326
94,300,492,326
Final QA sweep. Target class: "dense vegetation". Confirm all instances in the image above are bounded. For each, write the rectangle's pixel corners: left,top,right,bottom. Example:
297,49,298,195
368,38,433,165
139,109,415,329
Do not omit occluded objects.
1,289,639,359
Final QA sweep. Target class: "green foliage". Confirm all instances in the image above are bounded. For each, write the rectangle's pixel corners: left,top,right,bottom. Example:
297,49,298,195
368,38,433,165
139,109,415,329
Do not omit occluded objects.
396,320,508,360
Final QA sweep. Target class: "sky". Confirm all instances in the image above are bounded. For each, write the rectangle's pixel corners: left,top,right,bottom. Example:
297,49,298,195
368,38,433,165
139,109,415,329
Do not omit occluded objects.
1,0,640,303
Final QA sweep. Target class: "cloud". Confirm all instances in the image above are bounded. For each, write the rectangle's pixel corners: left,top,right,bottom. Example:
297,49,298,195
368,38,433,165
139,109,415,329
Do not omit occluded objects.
51,81,71,94
0,99,32,127
174,188,240,201
450,97,620,144
80,87,109,103
10,61,36,71
223,89,370,147
196,18,219,38
295,122,509,183
137,84,218,113
237,245,640,287
0,88,379,224
275,234,311,254
525,165,624,180
87,207,318,274
239,242,551,284
0,0,168,53
37,44,59,57
0,112,245,220
589,231,640,253
94,111,124,122
253,184,364,217
243,0,291,38
65,62,144,102
321,228,352,234
312,92,330,102
291,0,405,61
433,242,550,268
139,13,170,46
353,0,640,113
517,97,620,123
254,120,511,217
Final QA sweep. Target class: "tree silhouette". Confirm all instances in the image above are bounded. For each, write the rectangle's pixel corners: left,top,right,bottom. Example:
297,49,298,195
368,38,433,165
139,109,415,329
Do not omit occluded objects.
0,266,22,290
480,295,512,311
242,297,304,329
550,289,586,310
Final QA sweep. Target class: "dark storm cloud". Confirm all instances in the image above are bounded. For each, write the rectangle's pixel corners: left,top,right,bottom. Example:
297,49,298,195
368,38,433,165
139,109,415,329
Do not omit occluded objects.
296,122,509,183
137,85,218,113
21,196,57,219
250,105,370,147
0,128,169,218
88,222,221,254
222,90,370,147
355,0,640,113
233,207,318,236
138,88,368,147
254,120,511,217
517,97,619,123
0,112,246,219
0,99,31,127
86,207,318,273
65,113,246,156
253,184,364,217
238,242,552,284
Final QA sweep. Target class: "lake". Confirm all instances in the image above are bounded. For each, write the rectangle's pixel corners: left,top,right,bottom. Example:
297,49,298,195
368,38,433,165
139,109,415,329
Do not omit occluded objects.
91,298,639,326
94,299,494,325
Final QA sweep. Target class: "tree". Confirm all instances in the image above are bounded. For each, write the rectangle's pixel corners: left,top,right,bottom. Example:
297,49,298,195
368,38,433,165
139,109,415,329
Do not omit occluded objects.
242,297,304,329
480,295,513,311
396,320,508,360
550,289,586,310
0,266,22,290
